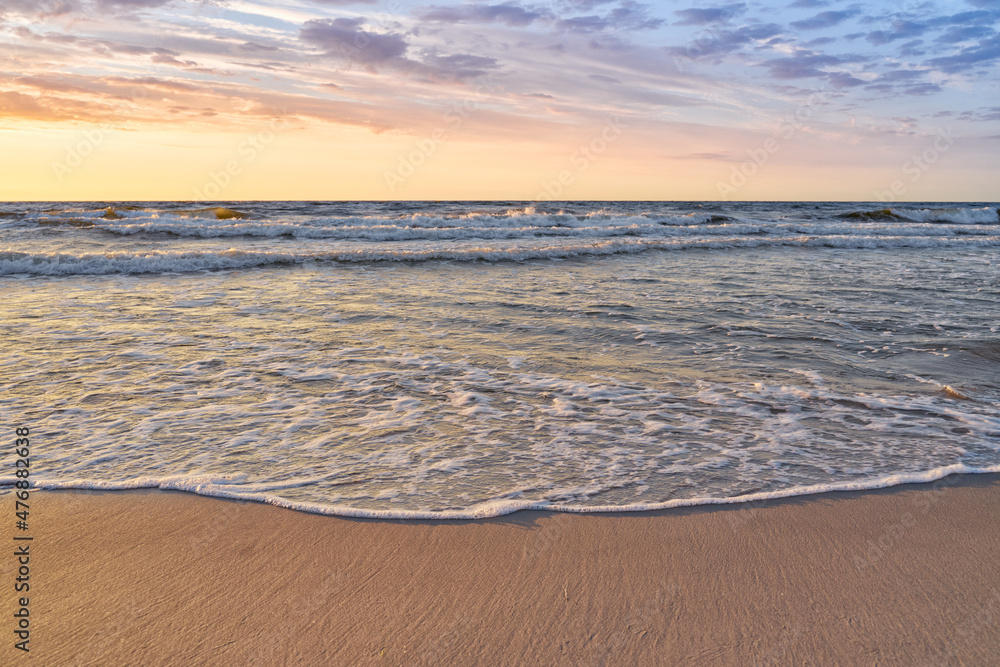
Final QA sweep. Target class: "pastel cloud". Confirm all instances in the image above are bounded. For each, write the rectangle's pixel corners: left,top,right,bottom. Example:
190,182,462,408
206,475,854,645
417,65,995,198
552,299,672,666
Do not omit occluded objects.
0,0,996,199
790,9,858,30
417,2,548,26
300,18,410,64
673,3,746,26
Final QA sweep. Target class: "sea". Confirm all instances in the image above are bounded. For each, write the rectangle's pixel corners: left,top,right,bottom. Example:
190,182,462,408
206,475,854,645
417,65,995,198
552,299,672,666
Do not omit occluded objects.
1,200,999,518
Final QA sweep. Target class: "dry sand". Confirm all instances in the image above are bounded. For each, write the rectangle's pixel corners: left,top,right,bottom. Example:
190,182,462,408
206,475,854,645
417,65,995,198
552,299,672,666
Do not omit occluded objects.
7,474,1000,665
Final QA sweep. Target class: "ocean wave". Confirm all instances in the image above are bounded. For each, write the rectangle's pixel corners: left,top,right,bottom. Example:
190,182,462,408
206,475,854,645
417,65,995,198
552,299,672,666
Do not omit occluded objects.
27,205,251,223
897,207,999,224
17,206,998,239
174,207,251,220
85,219,1000,241
30,209,731,229
841,207,998,224
840,208,904,221
4,234,1000,275
79,220,740,240
18,205,1000,243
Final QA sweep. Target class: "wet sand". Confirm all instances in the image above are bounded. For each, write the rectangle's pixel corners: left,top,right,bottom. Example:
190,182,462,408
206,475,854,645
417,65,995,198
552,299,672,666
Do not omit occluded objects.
10,473,1000,665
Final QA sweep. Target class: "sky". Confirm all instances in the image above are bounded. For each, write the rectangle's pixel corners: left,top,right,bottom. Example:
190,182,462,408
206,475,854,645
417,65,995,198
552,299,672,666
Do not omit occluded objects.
0,0,998,200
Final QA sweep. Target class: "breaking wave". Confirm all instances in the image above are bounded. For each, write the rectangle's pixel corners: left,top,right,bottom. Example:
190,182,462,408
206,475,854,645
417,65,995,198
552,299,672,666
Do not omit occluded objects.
840,207,998,224
4,234,1000,275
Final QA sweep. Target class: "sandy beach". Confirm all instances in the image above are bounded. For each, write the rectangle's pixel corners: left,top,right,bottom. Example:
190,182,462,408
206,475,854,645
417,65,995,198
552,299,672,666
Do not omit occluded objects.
8,473,1000,665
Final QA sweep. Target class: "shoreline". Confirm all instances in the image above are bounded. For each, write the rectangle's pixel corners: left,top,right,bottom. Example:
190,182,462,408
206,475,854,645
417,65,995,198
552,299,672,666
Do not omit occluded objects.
23,462,1000,520
10,473,1000,664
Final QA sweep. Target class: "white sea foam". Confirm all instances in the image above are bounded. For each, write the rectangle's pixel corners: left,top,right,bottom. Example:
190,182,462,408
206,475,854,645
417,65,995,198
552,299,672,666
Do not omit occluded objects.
4,201,999,519
72,219,1000,242
8,464,1000,519
2,339,998,517
6,203,997,275
3,233,1000,275
893,207,999,224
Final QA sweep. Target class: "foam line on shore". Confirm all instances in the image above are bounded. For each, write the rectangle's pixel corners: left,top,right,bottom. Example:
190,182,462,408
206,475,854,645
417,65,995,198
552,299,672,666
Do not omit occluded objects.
10,463,1000,519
